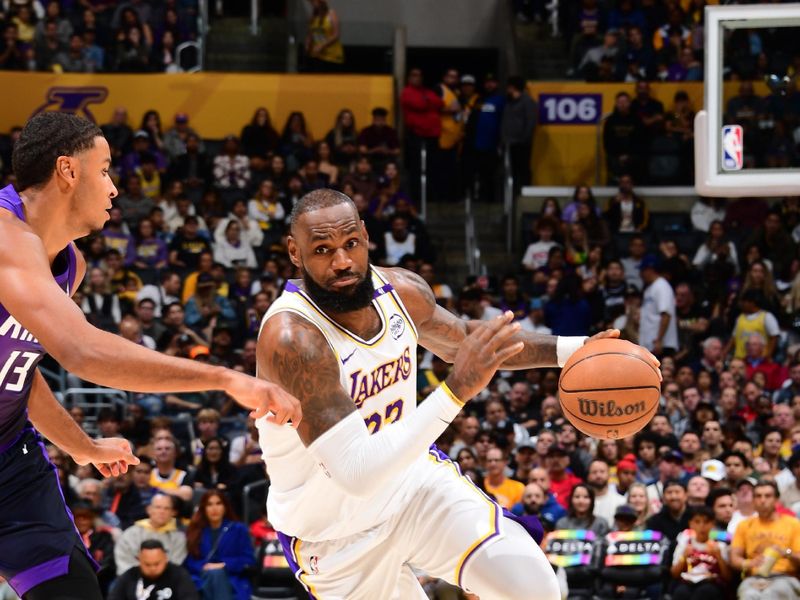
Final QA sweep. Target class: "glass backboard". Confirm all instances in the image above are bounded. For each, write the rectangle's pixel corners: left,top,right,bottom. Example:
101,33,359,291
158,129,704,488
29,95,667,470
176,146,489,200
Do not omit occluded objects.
695,3,800,196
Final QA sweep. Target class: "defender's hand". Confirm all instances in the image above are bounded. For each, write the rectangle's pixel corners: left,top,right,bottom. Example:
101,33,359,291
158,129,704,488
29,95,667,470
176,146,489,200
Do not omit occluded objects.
73,437,140,478
226,373,302,427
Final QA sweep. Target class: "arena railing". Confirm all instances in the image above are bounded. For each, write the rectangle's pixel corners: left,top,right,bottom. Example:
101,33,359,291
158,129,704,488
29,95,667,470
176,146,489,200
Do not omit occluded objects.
503,144,514,255
39,364,67,396
516,186,697,251
545,0,560,37
419,141,428,221
250,0,260,35
595,110,612,185
60,388,130,437
464,185,482,277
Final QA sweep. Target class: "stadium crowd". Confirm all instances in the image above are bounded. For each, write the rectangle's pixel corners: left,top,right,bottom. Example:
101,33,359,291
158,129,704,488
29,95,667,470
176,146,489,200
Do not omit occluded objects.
0,94,797,598
552,0,800,85
0,0,199,73
0,3,798,597
554,0,800,180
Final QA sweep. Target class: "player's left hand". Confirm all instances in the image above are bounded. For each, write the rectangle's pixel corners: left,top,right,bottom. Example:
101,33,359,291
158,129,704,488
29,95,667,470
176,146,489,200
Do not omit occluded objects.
585,329,662,380
73,437,140,478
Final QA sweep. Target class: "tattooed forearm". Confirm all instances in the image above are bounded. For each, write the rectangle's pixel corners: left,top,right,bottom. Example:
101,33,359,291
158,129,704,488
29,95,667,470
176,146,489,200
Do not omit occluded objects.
465,321,558,369
258,313,356,446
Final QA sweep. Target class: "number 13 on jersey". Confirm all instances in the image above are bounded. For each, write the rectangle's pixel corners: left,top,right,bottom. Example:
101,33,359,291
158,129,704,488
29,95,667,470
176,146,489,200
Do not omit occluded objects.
0,351,39,392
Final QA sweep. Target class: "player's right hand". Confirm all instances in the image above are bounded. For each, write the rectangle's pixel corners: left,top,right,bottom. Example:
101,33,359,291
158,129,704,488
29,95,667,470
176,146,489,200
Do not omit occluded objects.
445,311,523,402
74,437,140,478
225,372,303,427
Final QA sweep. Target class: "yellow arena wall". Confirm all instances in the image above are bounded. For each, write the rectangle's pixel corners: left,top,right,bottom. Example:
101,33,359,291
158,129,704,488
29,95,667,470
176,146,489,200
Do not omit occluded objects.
0,73,394,141
0,74,770,188
526,80,771,186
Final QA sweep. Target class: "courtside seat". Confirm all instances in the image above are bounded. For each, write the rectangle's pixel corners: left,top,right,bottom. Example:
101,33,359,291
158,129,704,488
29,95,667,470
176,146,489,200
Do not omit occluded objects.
592,530,671,599
544,529,603,599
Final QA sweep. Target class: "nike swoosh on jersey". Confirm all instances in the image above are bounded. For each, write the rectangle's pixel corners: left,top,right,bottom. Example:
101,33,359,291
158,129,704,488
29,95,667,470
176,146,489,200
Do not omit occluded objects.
341,348,357,365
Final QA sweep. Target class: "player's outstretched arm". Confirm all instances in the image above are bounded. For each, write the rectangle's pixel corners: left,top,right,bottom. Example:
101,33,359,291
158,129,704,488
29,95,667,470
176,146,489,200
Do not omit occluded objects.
386,267,660,372
258,310,522,497
0,221,301,426
28,369,138,477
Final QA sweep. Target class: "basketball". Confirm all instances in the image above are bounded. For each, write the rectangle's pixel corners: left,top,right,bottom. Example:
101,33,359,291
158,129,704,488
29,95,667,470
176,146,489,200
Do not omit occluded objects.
558,339,660,440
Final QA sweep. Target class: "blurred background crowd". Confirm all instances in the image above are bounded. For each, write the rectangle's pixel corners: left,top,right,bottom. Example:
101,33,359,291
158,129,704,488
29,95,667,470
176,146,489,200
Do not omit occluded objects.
0,0,800,599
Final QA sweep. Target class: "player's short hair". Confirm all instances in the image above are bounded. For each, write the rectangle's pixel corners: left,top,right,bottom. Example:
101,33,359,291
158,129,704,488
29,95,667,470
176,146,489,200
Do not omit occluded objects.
140,539,166,552
289,188,355,233
13,112,103,191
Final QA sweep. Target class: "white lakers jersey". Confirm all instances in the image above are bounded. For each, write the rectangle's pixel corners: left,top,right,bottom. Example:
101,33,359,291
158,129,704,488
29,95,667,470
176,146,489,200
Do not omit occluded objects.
256,267,427,541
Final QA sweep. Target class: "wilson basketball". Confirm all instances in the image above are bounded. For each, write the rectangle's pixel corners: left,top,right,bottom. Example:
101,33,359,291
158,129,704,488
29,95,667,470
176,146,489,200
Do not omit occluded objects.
558,339,660,440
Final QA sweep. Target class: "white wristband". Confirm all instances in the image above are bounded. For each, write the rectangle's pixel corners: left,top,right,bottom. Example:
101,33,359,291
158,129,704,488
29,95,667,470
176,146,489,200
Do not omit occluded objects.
557,336,588,367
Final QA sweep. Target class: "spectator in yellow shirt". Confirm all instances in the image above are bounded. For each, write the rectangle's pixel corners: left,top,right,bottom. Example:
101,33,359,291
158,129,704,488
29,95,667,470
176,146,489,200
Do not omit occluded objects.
484,447,525,510
730,481,800,599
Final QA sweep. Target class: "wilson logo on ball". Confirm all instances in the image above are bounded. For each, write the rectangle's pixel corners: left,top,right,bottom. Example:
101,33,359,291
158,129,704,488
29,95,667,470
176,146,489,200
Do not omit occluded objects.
577,398,646,418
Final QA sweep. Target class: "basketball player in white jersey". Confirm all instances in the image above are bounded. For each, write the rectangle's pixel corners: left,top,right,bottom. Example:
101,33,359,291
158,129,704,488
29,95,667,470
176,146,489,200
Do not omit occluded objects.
256,189,659,599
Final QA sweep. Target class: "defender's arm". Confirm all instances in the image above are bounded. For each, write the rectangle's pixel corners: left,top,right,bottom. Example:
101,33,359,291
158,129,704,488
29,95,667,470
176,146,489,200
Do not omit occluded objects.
0,217,300,423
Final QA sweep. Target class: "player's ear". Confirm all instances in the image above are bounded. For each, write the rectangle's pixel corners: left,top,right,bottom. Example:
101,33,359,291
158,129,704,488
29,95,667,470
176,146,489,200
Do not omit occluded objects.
55,155,76,188
360,220,368,242
286,235,301,268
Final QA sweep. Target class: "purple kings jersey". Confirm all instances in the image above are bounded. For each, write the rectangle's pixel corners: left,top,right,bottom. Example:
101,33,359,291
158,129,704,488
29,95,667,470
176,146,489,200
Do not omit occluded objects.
0,185,77,449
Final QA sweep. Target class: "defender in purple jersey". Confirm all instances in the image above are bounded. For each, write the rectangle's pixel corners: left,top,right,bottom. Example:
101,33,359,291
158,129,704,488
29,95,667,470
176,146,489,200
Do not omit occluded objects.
0,113,302,600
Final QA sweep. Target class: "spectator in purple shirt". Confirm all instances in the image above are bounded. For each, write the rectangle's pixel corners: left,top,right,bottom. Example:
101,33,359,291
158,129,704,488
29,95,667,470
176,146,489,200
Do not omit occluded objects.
608,0,646,33
121,130,167,183
103,207,137,266
357,107,400,167
133,218,169,271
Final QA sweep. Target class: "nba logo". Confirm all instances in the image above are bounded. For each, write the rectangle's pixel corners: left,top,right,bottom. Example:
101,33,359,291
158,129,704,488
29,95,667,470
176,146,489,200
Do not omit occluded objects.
721,125,743,171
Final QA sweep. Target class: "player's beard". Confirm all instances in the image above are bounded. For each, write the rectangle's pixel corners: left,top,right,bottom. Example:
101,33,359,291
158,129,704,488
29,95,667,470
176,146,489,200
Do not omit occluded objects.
301,266,375,314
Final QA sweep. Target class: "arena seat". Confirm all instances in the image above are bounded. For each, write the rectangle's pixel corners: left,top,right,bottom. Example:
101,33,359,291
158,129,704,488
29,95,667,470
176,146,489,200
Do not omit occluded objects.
592,530,671,600
251,538,304,600
647,137,683,186
544,529,603,599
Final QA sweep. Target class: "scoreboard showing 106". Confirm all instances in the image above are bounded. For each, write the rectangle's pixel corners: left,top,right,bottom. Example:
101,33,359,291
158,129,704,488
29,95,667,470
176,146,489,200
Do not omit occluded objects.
538,94,602,125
